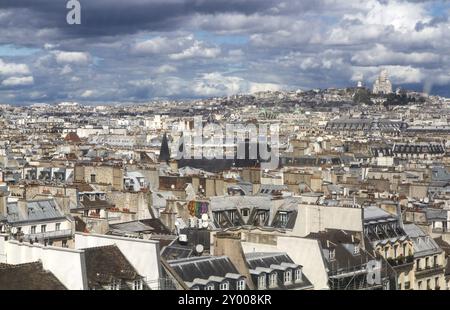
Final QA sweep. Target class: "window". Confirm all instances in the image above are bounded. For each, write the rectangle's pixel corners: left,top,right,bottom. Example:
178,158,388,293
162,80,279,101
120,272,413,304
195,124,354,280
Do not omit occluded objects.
353,244,360,255
403,243,407,256
269,273,277,288
284,270,292,284
31,226,36,234
41,225,46,233
435,277,440,290
279,212,288,226
236,280,245,290
433,255,438,267
242,209,249,217
219,282,229,290
295,269,302,282
329,249,336,260
258,275,266,289
90,174,96,183
133,280,143,290
425,257,429,268
206,284,214,290
384,247,389,258
427,279,431,290
110,280,120,290
416,259,421,270
257,212,266,224
418,281,422,290
229,211,235,222
55,223,61,231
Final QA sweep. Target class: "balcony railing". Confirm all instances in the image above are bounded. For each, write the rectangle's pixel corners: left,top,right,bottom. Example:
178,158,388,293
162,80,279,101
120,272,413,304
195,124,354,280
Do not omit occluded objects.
24,229,73,241
387,255,414,267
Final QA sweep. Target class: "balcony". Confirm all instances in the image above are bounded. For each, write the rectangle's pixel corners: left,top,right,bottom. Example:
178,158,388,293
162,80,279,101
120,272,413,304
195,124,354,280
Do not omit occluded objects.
24,229,73,241
387,255,414,267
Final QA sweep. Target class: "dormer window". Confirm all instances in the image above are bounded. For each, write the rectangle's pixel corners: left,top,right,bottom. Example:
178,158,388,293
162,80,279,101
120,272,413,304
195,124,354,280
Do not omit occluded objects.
241,209,249,217
295,268,302,283
284,270,292,284
258,274,266,289
236,279,245,290
219,281,229,290
279,212,288,227
269,272,277,288
206,284,214,290
133,280,143,290
79,195,84,202
89,194,95,201
329,249,336,261
110,279,120,290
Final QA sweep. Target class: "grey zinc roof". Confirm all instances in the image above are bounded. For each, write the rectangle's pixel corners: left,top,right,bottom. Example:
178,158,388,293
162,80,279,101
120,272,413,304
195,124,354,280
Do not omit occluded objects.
403,223,443,257
363,206,393,221
6,199,65,224
426,208,448,221
167,256,241,283
210,196,272,211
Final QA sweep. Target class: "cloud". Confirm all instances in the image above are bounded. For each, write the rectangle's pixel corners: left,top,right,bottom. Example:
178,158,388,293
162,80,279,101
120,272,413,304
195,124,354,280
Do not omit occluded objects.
53,51,90,65
2,0,450,103
155,64,177,74
1,76,34,86
169,41,220,60
132,34,220,60
81,90,94,98
0,59,30,76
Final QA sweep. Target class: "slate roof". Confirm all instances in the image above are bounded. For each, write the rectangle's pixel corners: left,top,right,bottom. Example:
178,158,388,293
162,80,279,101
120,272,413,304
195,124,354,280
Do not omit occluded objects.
83,244,145,289
0,261,66,290
6,199,66,224
403,223,442,257
167,256,241,284
108,219,171,235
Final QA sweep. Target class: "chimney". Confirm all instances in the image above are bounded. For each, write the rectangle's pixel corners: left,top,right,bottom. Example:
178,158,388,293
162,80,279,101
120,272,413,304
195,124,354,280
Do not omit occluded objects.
169,160,178,172
213,232,255,289
17,199,28,218
0,191,7,218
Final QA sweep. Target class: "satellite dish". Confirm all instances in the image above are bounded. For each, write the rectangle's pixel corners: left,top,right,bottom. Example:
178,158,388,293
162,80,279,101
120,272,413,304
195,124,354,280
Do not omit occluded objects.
201,214,209,221
195,244,204,254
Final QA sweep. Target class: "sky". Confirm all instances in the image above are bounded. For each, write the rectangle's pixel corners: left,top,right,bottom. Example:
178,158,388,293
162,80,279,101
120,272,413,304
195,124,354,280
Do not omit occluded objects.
0,0,450,105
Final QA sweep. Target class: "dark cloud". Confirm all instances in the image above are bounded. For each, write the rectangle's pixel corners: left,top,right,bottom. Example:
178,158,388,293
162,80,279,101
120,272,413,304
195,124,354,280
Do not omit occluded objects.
1,0,450,104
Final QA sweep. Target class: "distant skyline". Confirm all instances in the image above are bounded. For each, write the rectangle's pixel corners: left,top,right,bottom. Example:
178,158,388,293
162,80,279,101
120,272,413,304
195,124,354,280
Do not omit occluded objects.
0,0,450,104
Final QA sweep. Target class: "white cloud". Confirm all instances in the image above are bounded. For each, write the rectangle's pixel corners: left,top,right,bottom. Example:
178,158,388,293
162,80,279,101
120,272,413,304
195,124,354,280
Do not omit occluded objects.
154,64,177,74
2,76,34,86
169,41,220,60
60,65,73,75
44,43,58,50
132,36,175,54
53,51,90,65
352,44,440,66
133,34,220,60
81,90,94,98
0,59,30,76
192,72,281,96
